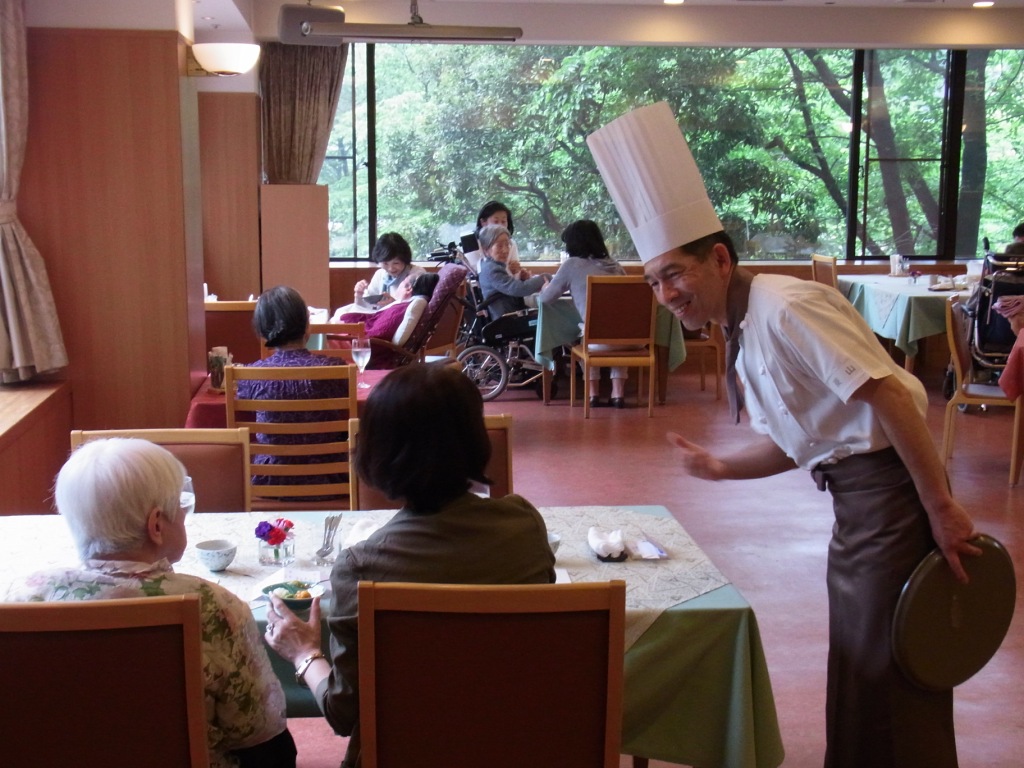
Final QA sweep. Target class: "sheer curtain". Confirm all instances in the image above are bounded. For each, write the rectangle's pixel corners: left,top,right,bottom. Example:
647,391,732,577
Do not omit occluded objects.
259,42,348,184
0,0,67,383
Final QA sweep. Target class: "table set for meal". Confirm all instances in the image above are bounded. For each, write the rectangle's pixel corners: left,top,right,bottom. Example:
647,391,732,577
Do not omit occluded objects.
0,506,784,768
838,274,964,371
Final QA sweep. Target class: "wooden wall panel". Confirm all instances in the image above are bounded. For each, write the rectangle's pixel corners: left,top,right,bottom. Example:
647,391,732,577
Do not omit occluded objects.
198,92,261,301
260,184,330,310
20,29,198,429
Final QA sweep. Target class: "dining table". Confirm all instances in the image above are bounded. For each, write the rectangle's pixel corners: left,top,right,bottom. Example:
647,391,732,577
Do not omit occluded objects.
184,369,391,429
838,274,962,373
0,505,784,768
535,298,687,404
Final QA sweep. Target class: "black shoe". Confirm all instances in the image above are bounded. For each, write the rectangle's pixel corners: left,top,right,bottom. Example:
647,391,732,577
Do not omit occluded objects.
589,396,604,408
610,397,626,409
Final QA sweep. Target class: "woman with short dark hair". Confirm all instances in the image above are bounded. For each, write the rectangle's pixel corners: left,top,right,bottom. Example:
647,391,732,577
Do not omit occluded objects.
355,362,493,511
241,285,349,496
538,219,629,408
252,285,309,348
262,364,555,767
353,232,425,309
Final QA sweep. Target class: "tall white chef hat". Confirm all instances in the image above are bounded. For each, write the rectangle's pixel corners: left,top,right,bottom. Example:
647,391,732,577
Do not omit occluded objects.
587,101,723,264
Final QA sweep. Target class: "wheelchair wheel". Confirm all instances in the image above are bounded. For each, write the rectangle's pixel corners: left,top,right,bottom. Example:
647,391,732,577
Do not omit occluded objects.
458,345,509,402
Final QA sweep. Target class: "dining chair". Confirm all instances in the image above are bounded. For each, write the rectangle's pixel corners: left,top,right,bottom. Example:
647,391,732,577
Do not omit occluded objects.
349,413,513,509
1,594,209,768
308,321,366,362
357,580,625,768
681,322,724,400
570,275,657,418
810,253,839,289
942,296,1023,485
69,427,251,512
224,363,359,510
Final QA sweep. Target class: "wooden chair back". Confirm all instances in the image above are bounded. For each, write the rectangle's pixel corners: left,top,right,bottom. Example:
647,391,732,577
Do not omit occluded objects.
681,322,724,400
942,296,1023,485
308,322,366,362
224,363,358,510
571,275,657,417
358,580,625,768
810,253,839,289
69,428,251,512
1,595,209,767
350,414,513,510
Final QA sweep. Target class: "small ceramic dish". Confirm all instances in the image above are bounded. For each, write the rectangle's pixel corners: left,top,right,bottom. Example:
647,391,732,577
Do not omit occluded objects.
195,539,237,572
261,580,326,610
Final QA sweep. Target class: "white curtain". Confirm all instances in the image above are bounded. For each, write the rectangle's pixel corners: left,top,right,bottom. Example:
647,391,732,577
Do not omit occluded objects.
0,0,67,383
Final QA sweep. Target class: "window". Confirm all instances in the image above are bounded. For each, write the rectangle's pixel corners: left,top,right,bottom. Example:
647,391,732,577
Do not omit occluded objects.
321,44,1024,264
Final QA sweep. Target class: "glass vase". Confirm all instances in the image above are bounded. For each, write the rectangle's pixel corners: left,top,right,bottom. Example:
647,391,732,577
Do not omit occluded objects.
258,533,296,566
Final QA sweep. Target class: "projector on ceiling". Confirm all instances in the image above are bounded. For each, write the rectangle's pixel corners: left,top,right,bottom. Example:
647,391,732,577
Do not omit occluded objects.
278,4,347,46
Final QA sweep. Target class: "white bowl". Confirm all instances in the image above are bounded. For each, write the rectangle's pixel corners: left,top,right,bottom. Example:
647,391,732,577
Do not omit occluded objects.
547,532,562,555
196,539,237,572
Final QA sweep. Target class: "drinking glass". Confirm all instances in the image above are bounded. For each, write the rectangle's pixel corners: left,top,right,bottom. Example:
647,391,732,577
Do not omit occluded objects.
351,338,371,388
180,476,196,515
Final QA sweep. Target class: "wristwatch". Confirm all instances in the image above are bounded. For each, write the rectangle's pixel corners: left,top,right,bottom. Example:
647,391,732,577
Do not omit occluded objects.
295,651,327,688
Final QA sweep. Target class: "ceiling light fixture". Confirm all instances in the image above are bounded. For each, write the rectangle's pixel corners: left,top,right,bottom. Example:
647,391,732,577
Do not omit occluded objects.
279,1,523,46
191,43,261,76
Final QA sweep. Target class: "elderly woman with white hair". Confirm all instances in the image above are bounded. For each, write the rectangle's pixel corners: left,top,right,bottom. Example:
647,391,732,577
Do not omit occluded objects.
476,223,549,321
5,438,296,768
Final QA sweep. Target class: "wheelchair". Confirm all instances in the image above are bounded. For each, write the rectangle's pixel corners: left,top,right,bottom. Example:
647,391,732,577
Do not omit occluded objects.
427,240,558,402
454,278,549,402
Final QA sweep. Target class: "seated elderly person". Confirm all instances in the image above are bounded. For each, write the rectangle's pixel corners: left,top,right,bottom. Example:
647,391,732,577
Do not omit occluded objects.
5,438,294,768
476,223,548,321
262,363,556,768
330,272,439,346
243,285,349,496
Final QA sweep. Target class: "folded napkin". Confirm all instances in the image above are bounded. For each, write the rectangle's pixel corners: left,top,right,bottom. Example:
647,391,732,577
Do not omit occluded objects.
588,526,626,562
928,281,956,291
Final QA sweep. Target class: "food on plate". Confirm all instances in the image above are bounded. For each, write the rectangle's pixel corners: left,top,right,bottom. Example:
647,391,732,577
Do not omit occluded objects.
271,580,313,599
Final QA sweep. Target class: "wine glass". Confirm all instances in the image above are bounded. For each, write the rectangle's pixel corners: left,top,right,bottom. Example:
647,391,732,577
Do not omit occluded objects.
351,338,371,388
180,476,196,515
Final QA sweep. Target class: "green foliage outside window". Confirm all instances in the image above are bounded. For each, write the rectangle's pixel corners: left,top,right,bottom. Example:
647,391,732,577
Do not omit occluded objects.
321,44,1024,263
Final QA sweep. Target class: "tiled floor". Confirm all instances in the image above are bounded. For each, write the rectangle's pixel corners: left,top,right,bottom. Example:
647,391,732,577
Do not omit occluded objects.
290,365,1023,768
